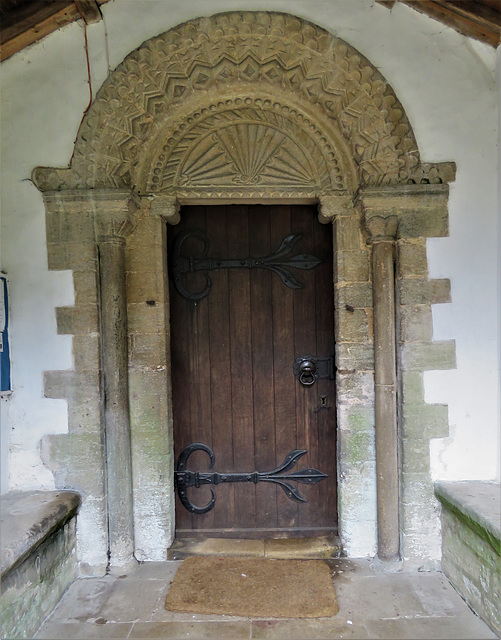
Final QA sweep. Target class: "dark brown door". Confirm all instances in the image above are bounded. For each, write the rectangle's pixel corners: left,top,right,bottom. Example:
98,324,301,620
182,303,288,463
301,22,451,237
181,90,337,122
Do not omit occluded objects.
168,204,337,538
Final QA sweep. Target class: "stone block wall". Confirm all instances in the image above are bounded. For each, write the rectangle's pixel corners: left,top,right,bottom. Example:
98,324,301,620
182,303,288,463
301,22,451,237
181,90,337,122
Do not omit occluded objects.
40,192,108,573
436,482,501,635
0,491,80,639
333,205,377,557
126,206,175,561
394,188,456,569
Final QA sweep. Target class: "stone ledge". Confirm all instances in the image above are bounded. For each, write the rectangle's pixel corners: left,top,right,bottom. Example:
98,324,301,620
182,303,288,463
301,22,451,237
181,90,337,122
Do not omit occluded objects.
435,481,500,555
0,490,81,578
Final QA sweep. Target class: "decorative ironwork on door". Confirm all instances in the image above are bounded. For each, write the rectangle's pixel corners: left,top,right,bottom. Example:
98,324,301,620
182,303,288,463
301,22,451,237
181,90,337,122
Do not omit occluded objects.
171,229,323,301
175,443,328,514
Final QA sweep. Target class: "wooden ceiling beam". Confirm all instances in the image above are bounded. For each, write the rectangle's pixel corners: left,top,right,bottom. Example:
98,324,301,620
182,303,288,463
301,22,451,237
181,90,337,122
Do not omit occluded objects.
75,0,102,25
378,0,500,47
0,0,108,62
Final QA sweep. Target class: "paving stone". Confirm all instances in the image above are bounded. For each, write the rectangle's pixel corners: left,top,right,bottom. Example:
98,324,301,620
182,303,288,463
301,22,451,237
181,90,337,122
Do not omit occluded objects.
132,560,183,580
251,618,370,639
333,573,431,619
49,576,116,622
130,620,252,638
97,578,169,622
35,622,133,639
33,560,497,640
366,615,497,639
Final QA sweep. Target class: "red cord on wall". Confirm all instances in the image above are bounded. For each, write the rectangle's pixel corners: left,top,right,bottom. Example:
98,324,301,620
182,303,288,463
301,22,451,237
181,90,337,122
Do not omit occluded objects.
70,0,93,165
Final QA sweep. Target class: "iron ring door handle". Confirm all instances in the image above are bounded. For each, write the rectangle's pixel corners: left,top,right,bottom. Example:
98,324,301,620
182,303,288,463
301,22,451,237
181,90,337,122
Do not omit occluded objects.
293,355,335,386
299,370,316,385
299,359,317,386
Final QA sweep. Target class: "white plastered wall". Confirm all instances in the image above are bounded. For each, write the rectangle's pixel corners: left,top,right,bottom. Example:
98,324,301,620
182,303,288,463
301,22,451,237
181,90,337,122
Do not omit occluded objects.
1,1,499,558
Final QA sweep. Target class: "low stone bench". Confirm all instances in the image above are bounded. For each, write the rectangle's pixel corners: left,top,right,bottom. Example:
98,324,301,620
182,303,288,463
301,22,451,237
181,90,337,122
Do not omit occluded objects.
435,481,500,636
0,490,81,639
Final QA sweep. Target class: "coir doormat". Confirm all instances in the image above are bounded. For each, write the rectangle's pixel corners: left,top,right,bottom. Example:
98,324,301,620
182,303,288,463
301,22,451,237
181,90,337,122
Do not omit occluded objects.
165,556,339,618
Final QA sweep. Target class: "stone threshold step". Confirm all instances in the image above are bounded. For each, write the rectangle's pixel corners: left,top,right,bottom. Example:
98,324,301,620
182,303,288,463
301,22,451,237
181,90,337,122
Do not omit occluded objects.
167,535,341,560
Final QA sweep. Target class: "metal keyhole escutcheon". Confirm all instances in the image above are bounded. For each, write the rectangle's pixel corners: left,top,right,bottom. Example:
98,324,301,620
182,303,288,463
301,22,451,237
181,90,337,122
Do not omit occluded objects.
299,359,316,386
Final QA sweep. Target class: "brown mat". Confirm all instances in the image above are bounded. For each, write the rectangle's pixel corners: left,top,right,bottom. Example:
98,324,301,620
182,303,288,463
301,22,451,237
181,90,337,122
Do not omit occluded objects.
165,556,339,618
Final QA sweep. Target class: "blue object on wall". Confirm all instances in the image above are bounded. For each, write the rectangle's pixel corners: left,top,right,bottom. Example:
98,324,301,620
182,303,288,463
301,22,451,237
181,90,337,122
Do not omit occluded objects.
0,276,11,393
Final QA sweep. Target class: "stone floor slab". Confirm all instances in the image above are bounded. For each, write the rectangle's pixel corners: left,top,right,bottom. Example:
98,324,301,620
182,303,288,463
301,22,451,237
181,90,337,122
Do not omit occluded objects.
251,618,369,639
366,615,498,639
132,560,183,580
129,620,252,638
97,578,168,622
33,558,498,640
49,576,116,622
35,622,133,639
334,573,433,619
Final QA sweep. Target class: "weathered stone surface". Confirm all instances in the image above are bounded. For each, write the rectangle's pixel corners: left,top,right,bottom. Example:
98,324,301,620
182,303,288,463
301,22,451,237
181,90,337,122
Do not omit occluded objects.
0,491,80,640
436,482,500,552
73,270,99,305
336,371,375,406
400,437,430,474
335,307,373,343
47,241,97,271
335,282,373,309
336,343,375,371
436,482,501,635
56,304,99,335
0,491,80,577
398,277,451,306
400,370,425,404
333,216,363,252
397,239,428,278
401,403,449,439
400,340,456,371
334,250,371,283
358,185,451,239
398,304,433,342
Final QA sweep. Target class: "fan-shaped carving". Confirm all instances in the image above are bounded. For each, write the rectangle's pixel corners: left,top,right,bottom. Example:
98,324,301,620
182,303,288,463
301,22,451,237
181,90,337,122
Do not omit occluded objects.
178,123,316,188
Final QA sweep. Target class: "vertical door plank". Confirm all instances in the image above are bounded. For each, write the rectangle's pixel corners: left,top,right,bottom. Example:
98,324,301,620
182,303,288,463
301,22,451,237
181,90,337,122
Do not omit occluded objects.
249,205,277,529
170,205,214,531
271,205,299,530
207,205,235,529
227,205,256,529
291,205,320,529
313,214,337,528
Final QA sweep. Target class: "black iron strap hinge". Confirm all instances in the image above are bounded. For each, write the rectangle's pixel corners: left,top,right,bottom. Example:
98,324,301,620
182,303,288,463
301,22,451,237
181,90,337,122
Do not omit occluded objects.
171,230,323,302
175,443,328,514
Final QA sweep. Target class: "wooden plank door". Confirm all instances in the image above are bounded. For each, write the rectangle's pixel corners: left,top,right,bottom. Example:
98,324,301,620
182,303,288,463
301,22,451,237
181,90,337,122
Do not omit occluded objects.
168,204,337,538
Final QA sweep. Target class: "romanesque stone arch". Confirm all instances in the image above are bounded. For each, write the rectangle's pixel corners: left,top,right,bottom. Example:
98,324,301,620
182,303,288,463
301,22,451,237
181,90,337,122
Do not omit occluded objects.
33,11,454,194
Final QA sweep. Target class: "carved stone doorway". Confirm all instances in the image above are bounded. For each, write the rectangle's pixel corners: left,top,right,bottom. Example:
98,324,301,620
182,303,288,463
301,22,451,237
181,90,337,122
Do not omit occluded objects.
33,12,455,571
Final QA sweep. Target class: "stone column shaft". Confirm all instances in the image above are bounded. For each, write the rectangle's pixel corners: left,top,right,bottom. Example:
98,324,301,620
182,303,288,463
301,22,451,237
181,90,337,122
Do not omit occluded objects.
372,237,399,560
98,238,134,567
363,206,400,561
94,192,137,569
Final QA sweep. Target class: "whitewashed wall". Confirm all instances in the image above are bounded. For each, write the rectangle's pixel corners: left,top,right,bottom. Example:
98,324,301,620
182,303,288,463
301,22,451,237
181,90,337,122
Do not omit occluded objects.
1,0,499,550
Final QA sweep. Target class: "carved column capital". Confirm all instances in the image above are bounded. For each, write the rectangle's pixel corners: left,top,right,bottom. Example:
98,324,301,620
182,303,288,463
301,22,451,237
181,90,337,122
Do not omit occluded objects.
356,188,400,243
364,213,399,243
92,190,140,244
149,195,181,225
317,194,354,224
